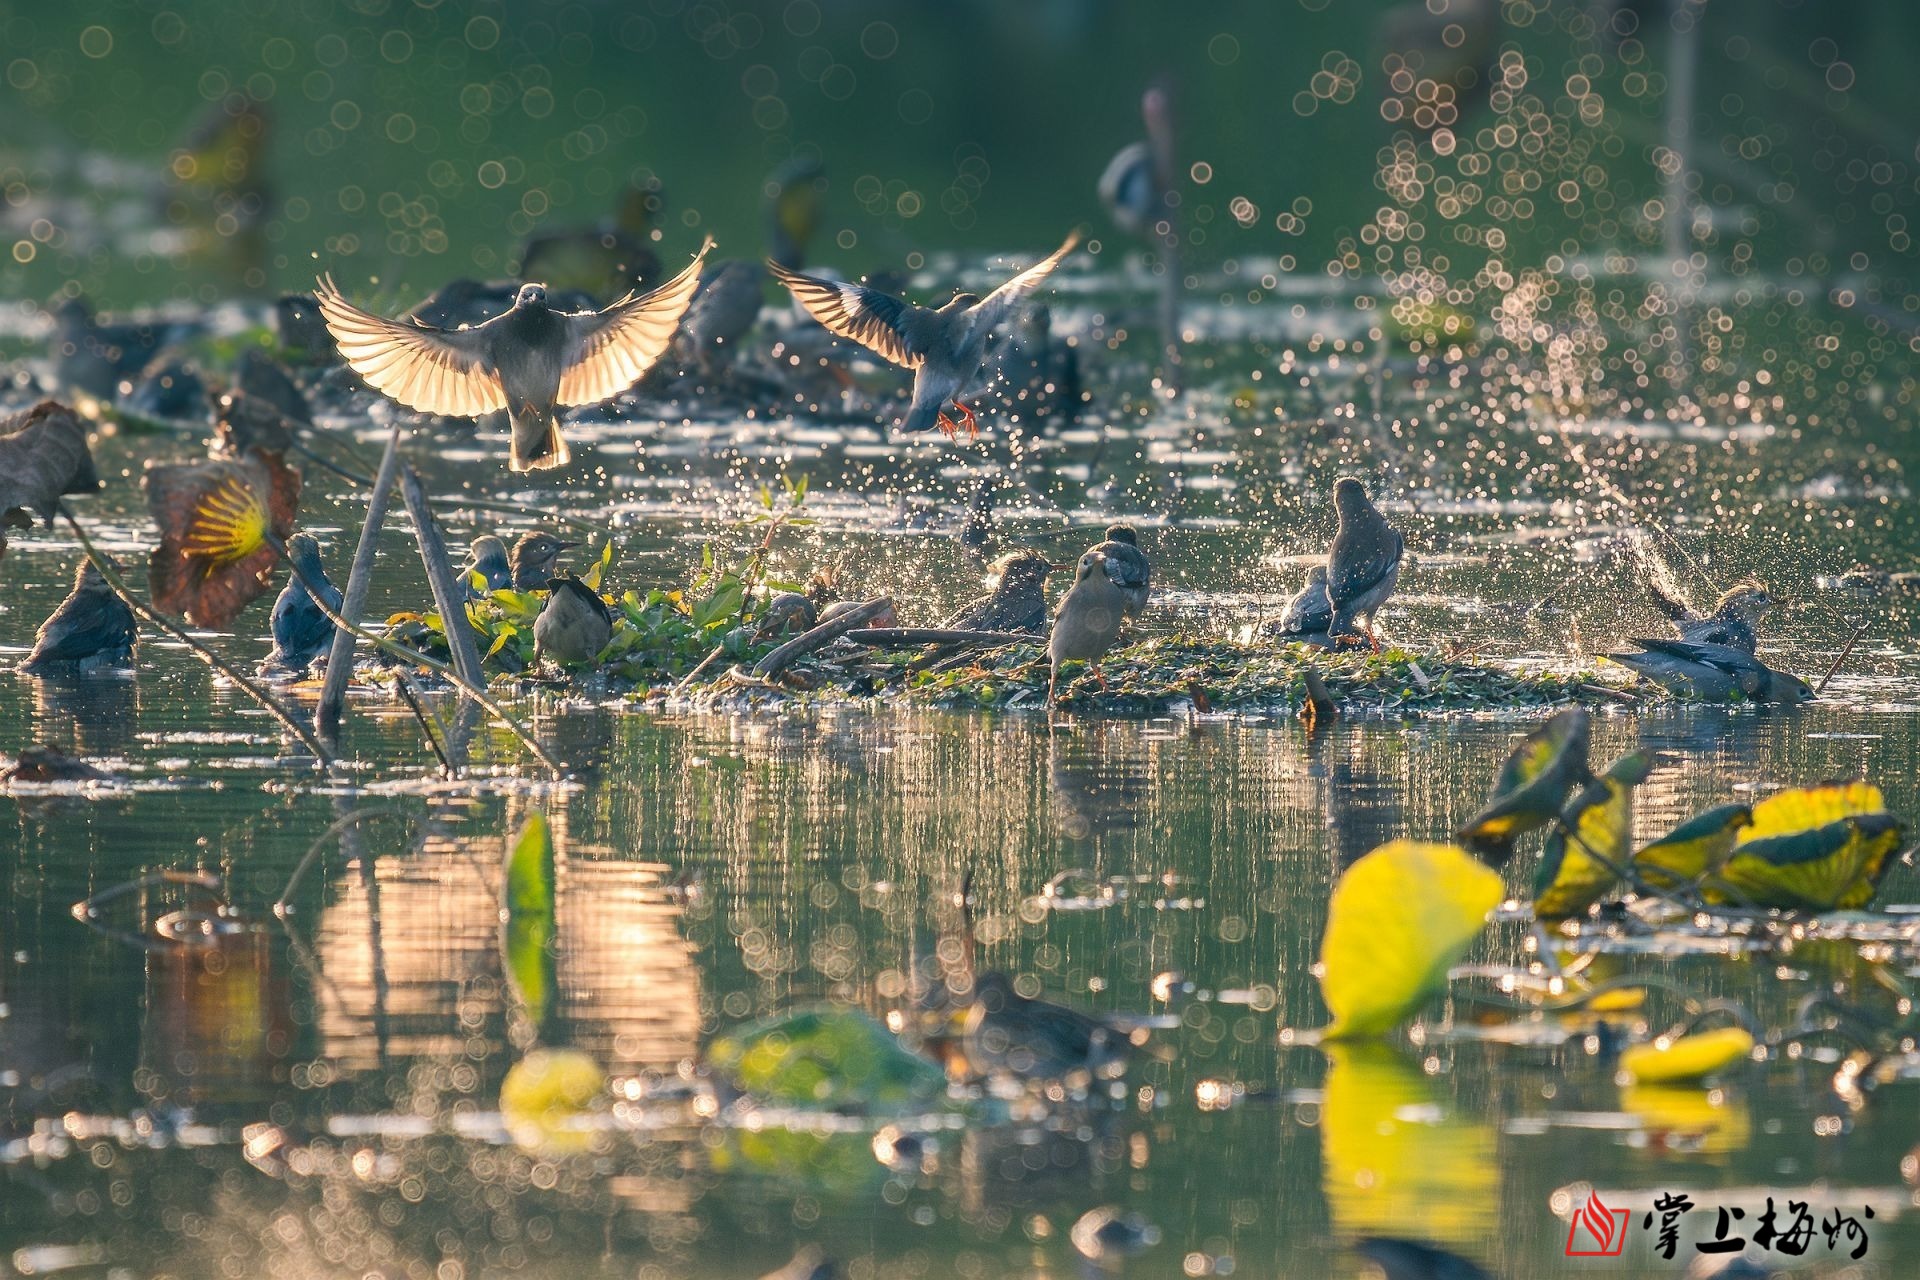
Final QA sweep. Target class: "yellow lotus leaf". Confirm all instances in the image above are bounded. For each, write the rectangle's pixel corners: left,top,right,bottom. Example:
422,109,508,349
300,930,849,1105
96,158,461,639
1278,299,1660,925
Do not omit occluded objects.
500,1048,604,1154
1707,783,1906,911
1320,1043,1497,1248
1319,840,1503,1039
1620,1027,1754,1085
1532,752,1651,918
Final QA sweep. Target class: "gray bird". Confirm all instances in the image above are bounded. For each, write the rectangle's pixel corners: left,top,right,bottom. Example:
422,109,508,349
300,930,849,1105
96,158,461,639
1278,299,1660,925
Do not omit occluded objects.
672,260,766,375
1091,523,1151,623
962,971,1128,1083
1326,478,1405,646
314,240,711,471
943,551,1055,633
1604,637,1813,704
533,575,613,667
1646,578,1774,655
1048,547,1129,705
464,535,512,597
769,231,1079,439
509,531,577,591
236,347,313,426
23,560,136,675
1276,564,1335,639
261,533,342,677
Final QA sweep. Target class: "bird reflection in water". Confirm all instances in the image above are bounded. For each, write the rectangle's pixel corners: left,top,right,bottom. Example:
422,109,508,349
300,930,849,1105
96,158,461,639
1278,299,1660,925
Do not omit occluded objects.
1049,726,1146,844
31,674,139,757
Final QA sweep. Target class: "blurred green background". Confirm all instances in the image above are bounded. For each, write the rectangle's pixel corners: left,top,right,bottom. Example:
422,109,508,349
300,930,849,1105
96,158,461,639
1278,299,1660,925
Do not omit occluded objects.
2,0,1916,306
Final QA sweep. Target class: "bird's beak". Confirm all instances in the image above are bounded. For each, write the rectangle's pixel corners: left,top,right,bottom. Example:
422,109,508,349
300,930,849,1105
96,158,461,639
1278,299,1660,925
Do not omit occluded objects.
557,539,582,551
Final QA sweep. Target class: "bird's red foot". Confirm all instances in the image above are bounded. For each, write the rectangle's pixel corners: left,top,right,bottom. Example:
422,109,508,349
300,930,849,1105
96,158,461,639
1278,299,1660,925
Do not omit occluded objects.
935,410,960,439
952,400,980,440
1091,665,1109,691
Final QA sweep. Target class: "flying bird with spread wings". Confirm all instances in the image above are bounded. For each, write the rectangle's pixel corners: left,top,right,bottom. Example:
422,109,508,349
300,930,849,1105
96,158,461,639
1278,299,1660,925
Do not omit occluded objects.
314,238,712,471
769,230,1079,439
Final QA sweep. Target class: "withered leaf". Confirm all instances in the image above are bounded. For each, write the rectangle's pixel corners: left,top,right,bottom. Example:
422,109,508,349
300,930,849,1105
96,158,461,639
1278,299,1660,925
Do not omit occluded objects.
144,449,301,628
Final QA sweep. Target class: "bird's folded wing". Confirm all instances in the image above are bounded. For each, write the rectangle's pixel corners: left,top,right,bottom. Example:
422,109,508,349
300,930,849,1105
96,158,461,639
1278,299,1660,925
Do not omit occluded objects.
966,230,1080,339
1330,528,1403,599
314,276,507,416
557,238,713,407
768,262,927,369
33,594,123,662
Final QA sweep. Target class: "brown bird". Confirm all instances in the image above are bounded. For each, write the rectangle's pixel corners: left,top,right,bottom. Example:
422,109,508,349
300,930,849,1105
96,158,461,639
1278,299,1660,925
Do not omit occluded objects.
313,239,711,471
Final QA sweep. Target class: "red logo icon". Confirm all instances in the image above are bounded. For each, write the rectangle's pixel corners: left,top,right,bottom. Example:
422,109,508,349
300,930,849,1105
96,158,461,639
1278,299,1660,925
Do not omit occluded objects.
1566,1190,1631,1256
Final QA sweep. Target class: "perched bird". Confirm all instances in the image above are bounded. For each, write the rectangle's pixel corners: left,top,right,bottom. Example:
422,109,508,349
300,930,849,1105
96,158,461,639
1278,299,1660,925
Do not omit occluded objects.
48,298,192,399
1326,478,1404,646
1275,564,1335,640
516,180,665,301
1632,803,1753,892
273,293,335,363
23,560,136,675
1048,547,1129,704
770,231,1079,440
122,357,207,422
261,532,342,677
1091,524,1151,623
1647,577,1774,654
314,240,711,471
533,575,613,666
510,531,577,590
961,971,1128,1083
463,535,512,597
944,551,1055,634
236,347,312,425
755,592,818,639
1456,708,1593,866
1604,638,1812,704
1533,750,1653,918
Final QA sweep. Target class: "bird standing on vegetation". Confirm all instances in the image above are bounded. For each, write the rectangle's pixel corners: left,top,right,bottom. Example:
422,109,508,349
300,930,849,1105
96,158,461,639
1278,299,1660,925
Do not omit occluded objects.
261,533,342,677
1646,578,1774,655
516,180,666,302
464,535,512,597
533,575,613,667
1604,637,1812,704
314,240,711,471
1326,478,1404,647
1048,547,1130,705
1275,564,1336,641
1091,524,1151,624
510,531,578,591
770,232,1080,440
961,970,1128,1083
23,559,136,675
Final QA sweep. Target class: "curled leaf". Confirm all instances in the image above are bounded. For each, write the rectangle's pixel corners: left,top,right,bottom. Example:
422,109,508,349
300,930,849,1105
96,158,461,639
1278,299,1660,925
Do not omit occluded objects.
1532,751,1652,918
143,450,300,627
1708,782,1906,911
1456,708,1592,866
0,401,101,559
1319,840,1504,1039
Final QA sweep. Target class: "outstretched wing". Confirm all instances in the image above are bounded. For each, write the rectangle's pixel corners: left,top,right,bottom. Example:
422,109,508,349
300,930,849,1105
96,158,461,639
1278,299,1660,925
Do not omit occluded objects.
965,230,1080,340
314,275,507,416
556,238,713,407
768,262,929,369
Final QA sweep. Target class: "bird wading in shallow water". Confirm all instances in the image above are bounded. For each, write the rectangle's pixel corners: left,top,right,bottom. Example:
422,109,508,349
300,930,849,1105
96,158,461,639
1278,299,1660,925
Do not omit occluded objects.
1326,478,1404,648
945,551,1056,634
23,559,136,675
769,231,1079,440
1645,577,1774,655
1603,637,1813,704
1048,547,1129,706
1091,524,1151,624
314,239,712,471
463,535,512,597
510,531,578,591
533,575,613,667
261,533,342,677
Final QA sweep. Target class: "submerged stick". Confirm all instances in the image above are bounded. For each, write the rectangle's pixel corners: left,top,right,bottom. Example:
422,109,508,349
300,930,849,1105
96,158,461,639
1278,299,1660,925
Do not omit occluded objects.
845,627,1039,648
56,506,334,768
1815,620,1871,696
317,420,404,737
752,597,893,679
399,465,486,693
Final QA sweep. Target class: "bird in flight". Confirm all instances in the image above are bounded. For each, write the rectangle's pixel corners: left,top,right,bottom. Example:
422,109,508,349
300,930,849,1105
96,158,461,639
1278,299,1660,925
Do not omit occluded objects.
314,238,712,472
769,230,1079,440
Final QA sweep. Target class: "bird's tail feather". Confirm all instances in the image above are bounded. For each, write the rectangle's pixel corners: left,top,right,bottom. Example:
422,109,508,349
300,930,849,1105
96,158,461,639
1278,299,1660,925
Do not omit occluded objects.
508,406,569,472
